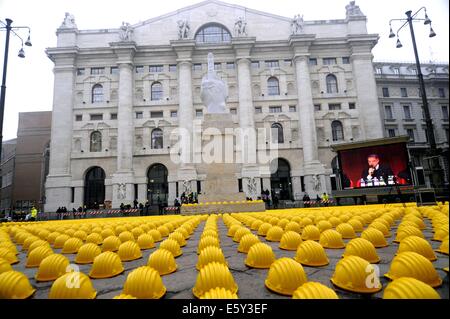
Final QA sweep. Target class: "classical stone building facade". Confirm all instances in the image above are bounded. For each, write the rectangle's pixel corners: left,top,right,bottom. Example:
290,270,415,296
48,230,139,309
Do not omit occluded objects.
374,61,449,187
45,0,384,211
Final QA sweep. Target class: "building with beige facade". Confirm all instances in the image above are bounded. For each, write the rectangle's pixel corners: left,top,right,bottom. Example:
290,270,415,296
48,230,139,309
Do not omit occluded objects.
45,0,385,211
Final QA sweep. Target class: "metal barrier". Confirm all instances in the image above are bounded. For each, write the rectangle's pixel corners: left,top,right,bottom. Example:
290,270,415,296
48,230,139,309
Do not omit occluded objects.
44,209,141,220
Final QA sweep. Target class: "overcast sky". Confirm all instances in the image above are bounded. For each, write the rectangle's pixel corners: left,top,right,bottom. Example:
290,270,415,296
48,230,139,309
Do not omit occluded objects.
0,0,448,141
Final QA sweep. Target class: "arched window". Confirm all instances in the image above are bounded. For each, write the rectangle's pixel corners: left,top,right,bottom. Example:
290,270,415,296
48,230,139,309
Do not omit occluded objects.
326,74,338,93
151,128,163,149
147,164,168,206
331,120,344,141
270,158,293,200
271,123,284,144
151,82,163,101
90,131,102,152
195,23,231,44
267,77,280,96
92,84,103,103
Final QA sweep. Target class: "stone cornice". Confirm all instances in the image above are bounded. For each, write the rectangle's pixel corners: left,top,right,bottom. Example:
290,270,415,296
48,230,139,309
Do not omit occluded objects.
110,42,137,64
171,39,196,61
46,46,79,63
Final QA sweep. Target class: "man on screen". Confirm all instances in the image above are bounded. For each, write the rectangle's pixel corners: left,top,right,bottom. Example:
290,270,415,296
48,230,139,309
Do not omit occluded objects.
361,154,394,183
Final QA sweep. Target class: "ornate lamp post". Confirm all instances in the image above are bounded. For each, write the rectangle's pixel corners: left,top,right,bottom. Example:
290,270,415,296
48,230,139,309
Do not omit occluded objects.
0,18,32,162
388,8,444,191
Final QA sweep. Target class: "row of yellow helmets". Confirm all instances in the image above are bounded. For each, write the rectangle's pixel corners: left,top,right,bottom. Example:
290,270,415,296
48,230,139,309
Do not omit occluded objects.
183,200,264,207
219,205,448,299
0,215,210,299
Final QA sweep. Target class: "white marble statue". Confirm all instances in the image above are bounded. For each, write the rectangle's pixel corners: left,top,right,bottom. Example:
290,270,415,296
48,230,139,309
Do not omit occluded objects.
291,14,304,35
119,22,133,41
182,180,192,194
177,19,190,39
234,17,247,36
60,12,77,29
118,183,126,200
247,177,258,199
312,174,321,191
201,52,228,113
345,1,364,17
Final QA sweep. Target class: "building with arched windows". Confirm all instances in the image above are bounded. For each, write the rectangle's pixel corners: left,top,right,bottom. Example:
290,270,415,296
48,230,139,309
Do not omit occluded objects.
44,0,386,211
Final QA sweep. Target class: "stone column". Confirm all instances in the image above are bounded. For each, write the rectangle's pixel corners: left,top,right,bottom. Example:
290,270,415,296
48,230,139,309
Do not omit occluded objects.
138,184,147,204
171,40,197,184
111,43,136,208
290,35,327,198
44,49,78,212
73,186,84,210
349,36,383,139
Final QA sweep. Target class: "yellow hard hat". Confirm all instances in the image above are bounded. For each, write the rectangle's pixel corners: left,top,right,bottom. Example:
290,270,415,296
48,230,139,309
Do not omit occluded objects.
233,227,252,243
397,236,436,261
368,221,391,238
102,236,122,252
118,241,142,261
279,231,302,251
361,228,388,248
147,249,177,275
292,282,339,299
383,277,440,299
148,229,162,242
62,237,83,254
49,272,97,299
89,251,124,279
73,230,87,241
156,225,170,237
237,234,260,253
159,239,182,257
331,255,382,293
295,240,329,267
192,262,238,298
26,245,53,268
394,226,424,243
118,231,135,243
245,243,275,269
301,225,320,241
266,226,284,242
265,258,308,296
137,234,155,250
435,236,449,255
122,266,166,299
0,270,36,299
168,232,187,247
316,220,333,233
75,243,102,264
347,219,364,232
113,294,137,299
200,287,238,299
319,229,345,249
257,223,272,236
22,236,40,251
0,248,18,265
343,238,380,264
85,233,103,245
35,254,70,282
336,223,356,239
384,252,442,287
197,236,220,254
0,258,13,274
28,240,51,256
196,246,227,270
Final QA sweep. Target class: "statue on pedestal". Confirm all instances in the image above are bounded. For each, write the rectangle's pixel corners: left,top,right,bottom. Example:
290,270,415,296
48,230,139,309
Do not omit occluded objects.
177,19,190,39
119,22,133,41
234,17,247,37
291,14,304,35
118,183,126,200
60,12,77,29
345,1,364,18
201,52,228,113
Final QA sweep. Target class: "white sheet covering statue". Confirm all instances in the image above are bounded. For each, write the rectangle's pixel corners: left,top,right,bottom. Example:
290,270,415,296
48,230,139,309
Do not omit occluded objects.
200,52,228,113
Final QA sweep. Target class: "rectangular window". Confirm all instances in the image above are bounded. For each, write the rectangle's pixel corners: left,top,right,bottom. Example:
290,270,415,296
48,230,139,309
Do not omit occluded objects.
401,88,408,97
323,58,337,65
251,61,260,69
135,112,143,119
150,111,163,118
170,110,178,118
214,63,222,70
403,105,412,119
314,104,321,111
269,106,282,113
265,60,279,68
255,107,262,113
375,67,382,74
328,103,341,111
388,129,396,137
76,68,85,76
442,105,449,120
342,57,350,64
90,114,103,121
230,108,237,115
135,66,144,73
149,65,163,73
289,105,297,112
196,109,203,117
226,62,235,69
110,67,119,74
192,63,202,71
284,59,292,66
238,178,243,192
75,114,82,121
90,67,105,75
384,105,393,119
308,58,317,66
349,102,356,109
382,87,390,97
110,113,117,120
407,129,415,142
169,64,177,72
393,67,400,74
438,88,446,98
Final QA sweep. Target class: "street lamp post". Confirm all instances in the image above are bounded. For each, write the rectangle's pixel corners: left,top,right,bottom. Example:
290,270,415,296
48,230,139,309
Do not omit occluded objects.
388,7,444,191
0,18,32,164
